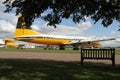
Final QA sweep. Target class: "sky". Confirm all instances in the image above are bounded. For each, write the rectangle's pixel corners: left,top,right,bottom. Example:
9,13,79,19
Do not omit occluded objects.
0,1,120,47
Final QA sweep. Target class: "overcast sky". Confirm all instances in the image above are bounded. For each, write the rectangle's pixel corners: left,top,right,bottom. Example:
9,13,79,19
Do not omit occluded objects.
0,1,120,47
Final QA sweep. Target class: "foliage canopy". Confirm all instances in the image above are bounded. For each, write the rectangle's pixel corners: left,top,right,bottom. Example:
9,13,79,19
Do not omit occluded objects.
3,0,120,28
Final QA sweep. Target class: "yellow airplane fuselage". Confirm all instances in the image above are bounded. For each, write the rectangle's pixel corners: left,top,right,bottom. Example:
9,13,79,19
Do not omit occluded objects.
14,29,71,45
16,38,71,45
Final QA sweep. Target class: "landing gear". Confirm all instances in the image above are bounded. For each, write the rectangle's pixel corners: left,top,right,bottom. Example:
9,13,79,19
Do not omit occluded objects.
44,45,50,50
73,45,79,50
59,45,65,50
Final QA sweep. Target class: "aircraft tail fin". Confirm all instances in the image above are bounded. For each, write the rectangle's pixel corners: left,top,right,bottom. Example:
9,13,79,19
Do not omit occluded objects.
14,15,43,37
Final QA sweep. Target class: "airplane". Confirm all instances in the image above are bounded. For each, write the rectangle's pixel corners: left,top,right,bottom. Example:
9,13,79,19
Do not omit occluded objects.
4,38,19,48
13,15,116,50
0,38,18,48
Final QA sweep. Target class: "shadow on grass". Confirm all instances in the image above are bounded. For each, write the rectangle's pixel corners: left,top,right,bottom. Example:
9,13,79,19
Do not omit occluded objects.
0,59,120,80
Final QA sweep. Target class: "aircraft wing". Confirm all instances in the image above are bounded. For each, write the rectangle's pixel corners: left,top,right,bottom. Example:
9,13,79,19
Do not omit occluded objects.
68,38,116,44
80,38,116,42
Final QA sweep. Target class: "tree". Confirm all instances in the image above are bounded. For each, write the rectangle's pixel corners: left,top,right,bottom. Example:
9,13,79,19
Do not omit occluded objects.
3,0,120,28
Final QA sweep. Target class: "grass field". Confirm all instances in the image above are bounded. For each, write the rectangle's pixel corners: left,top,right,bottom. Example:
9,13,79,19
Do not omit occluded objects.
0,47,82,53
0,59,120,80
0,47,120,54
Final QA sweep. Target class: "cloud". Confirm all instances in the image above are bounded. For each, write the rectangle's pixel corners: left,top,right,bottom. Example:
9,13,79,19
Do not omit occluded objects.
0,1,4,5
0,20,15,32
0,1,17,24
32,24,83,36
0,20,15,39
32,21,92,36
77,21,92,30
111,31,120,37
0,11,17,26
0,2,17,39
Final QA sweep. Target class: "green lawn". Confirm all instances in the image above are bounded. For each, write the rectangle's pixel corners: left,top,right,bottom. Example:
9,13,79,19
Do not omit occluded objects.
0,47,80,53
115,48,120,54
0,59,120,80
0,47,120,54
